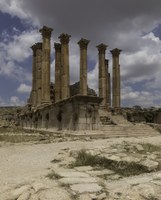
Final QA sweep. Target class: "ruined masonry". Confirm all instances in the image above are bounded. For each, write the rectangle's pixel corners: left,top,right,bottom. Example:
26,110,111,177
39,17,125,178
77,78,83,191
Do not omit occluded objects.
20,26,159,136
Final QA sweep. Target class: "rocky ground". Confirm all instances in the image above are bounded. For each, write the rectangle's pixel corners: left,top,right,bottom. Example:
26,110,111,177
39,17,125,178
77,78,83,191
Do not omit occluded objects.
0,131,161,200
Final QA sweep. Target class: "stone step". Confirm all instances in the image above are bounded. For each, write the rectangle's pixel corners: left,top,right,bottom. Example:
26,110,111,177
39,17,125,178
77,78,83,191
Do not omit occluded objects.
67,131,159,139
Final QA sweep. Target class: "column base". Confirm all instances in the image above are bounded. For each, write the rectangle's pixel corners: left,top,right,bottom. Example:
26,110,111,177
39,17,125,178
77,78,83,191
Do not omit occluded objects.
113,107,121,114
41,101,52,107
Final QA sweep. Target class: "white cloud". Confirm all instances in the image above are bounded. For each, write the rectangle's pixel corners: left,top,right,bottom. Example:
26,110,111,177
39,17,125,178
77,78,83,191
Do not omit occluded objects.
0,28,41,82
1,29,41,62
0,96,25,106
0,0,39,26
17,83,31,93
10,96,25,106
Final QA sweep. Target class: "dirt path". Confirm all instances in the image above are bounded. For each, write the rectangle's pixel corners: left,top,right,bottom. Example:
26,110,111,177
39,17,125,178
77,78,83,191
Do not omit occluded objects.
0,135,161,199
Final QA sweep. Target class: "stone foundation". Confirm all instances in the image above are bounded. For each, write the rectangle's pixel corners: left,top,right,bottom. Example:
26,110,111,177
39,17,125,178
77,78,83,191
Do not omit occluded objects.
20,95,102,131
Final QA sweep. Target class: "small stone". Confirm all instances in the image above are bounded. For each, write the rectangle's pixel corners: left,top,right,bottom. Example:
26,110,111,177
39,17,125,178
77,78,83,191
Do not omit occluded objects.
87,169,115,176
57,171,90,178
32,182,48,192
79,194,92,200
10,185,31,200
151,180,161,186
59,177,97,185
148,154,157,160
153,173,161,180
17,190,32,200
37,188,71,200
104,155,120,162
70,183,102,193
140,159,158,171
89,193,97,199
134,144,144,152
135,184,157,200
97,192,107,200
110,174,122,180
75,166,93,172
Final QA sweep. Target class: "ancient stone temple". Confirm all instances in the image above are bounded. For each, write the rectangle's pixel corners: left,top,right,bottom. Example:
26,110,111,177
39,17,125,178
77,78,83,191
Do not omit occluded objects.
22,26,123,131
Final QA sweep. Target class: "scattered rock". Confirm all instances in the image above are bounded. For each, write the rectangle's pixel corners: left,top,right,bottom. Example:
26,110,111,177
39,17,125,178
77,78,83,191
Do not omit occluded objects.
140,159,158,171
87,169,115,176
148,154,157,160
135,184,157,200
75,166,93,172
89,193,97,199
9,185,31,200
59,177,97,185
104,154,120,162
17,189,33,200
79,193,92,200
36,187,71,200
151,180,161,187
97,192,107,200
57,171,90,178
70,183,102,193
153,173,161,180
134,144,144,152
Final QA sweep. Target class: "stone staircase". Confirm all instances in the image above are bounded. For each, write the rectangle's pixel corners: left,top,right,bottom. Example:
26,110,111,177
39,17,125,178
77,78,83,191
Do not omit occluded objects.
100,116,116,125
99,109,160,138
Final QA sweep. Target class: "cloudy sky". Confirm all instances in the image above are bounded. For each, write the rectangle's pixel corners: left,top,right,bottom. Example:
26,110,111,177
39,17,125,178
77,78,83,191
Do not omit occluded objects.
0,0,161,107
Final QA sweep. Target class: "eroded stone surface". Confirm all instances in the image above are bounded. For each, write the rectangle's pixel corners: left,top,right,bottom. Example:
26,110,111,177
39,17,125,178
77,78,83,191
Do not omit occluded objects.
57,171,90,178
74,166,93,172
140,159,159,171
70,183,102,193
59,177,97,185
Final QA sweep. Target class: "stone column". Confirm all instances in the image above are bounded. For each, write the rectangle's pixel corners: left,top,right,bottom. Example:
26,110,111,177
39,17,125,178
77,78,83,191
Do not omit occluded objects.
31,44,37,107
111,48,122,109
39,26,53,105
54,43,61,102
78,38,90,95
59,33,71,100
105,59,111,108
96,44,107,108
35,43,42,106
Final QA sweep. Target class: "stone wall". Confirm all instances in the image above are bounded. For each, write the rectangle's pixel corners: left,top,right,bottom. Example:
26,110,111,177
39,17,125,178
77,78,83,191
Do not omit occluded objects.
122,108,161,124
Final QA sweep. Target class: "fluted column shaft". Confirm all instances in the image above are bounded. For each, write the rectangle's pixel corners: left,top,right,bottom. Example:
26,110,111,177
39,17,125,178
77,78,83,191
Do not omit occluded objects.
111,48,121,108
97,44,107,108
35,43,42,106
105,59,111,108
54,43,61,102
59,33,71,100
78,38,90,95
31,45,37,107
39,26,53,104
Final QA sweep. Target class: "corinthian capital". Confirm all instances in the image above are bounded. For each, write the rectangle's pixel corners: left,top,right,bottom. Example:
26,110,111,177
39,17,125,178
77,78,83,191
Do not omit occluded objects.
111,48,122,57
59,33,71,44
31,43,42,56
96,43,107,54
39,26,53,38
54,43,61,52
78,38,90,49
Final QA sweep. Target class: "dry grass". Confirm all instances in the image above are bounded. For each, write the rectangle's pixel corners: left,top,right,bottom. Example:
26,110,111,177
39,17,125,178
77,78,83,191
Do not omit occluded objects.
70,149,155,176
